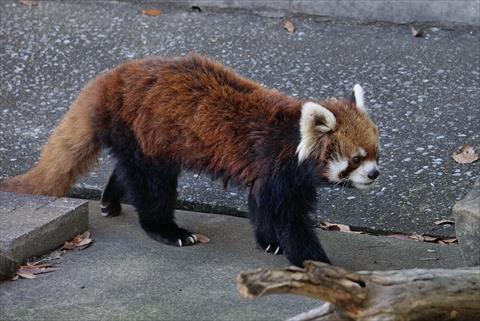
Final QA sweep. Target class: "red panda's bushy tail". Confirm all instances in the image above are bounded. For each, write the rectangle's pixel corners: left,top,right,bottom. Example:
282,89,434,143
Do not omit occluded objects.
0,75,107,197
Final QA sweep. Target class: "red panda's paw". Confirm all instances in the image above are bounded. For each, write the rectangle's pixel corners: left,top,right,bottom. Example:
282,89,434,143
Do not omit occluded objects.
145,226,205,247
99,201,122,217
263,243,284,256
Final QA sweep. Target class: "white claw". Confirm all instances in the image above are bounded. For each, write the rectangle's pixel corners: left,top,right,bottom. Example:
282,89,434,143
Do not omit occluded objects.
187,236,195,244
274,246,281,255
100,211,110,217
191,234,198,242
265,244,271,253
177,239,183,247
100,203,109,209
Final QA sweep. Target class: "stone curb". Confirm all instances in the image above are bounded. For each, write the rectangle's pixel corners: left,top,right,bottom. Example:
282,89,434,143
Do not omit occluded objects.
453,178,480,266
0,192,89,268
137,0,479,26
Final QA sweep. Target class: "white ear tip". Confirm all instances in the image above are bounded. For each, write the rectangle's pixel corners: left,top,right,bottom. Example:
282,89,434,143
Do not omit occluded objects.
353,84,363,91
353,84,366,112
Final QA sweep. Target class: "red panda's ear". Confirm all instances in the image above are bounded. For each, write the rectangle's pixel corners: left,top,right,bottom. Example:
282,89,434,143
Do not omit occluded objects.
349,84,367,113
296,102,336,162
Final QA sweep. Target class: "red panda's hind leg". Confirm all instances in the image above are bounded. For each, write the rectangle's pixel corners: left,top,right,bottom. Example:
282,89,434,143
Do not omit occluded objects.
116,159,201,247
100,166,124,217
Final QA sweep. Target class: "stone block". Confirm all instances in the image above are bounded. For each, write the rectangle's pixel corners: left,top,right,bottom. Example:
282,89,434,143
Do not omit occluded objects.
0,192,89,264
453,179,480,266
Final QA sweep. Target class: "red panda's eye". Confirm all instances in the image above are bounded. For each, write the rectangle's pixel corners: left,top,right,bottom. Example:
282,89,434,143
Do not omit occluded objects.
352,156,361,164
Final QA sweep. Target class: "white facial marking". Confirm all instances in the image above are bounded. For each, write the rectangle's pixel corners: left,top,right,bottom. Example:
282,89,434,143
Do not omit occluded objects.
359,148,367,157
349,160,378,189
326,157,349,182
353,84,367,113
297,102,336,162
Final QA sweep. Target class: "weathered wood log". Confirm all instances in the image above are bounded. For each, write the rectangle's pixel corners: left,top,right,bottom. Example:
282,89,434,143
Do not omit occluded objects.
237,261,480,321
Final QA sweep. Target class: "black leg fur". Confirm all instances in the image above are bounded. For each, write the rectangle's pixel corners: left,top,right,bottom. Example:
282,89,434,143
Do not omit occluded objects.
114,158,198,247
100,166,124,217
252,169,331,266
248,191,283,254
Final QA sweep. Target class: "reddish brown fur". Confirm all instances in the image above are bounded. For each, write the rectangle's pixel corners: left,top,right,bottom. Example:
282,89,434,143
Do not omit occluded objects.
0,77,106,196
96,55,305,187
0,55,377,197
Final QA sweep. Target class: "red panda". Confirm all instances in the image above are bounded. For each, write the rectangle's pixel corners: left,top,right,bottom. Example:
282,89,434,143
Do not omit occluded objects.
0,55,380,266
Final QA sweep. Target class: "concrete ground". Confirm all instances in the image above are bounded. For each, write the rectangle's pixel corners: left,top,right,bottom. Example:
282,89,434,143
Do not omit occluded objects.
0,0,479,238
0,202,464,321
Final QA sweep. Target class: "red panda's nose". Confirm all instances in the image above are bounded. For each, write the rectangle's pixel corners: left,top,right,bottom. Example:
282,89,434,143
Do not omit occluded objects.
368,169,380,180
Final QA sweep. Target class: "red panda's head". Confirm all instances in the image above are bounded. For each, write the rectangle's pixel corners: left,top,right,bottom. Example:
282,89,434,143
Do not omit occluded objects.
297,85,380,189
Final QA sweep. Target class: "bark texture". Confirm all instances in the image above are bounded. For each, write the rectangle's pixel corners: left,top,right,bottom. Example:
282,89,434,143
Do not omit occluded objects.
237,261,480,321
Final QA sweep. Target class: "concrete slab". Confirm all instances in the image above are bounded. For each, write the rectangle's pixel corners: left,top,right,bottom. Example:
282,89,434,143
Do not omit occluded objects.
1,0,479,238
454,178,480,266
0,202,465,321
167,0,480,26
0,255,16,280
0,192,88,263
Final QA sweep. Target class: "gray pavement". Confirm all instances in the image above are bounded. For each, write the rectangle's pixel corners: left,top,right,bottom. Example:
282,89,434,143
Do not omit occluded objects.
0,0,479,237
0,202,465,321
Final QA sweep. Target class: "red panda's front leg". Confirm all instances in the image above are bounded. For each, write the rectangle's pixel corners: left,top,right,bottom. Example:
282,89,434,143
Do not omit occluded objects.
248,191,283,255
251,175,331,266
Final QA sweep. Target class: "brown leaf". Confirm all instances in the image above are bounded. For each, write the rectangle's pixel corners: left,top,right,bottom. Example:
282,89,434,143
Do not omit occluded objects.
142,9,163,16
320,221,340,231
409,232,422,241
76,237,92,247
17,271,36,279
434,219,455,225
194,233,210,244
441,238,458,244
452,144,478,164
62,231,93,250
320,221,362,234
20,266,58,274
422,235,439,242
20,0,38,6
410,25,424,37
62,241,76,250
284,20,295,34
16,261,58,279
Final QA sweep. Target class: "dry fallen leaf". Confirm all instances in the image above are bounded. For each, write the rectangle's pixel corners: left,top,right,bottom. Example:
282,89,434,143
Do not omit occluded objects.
422,235,439,242
441,238,458,244
409,232,424,241
410,25,424,37
409,232,438,242
142,9,163,16
20,0,38,6
194,233,210,244
62,231,93,251
17,271,36,279
284,20,295,34
409,232,457,245
452,144,478,164
434,219,455,226
319,221,362,234
15,262,58,280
